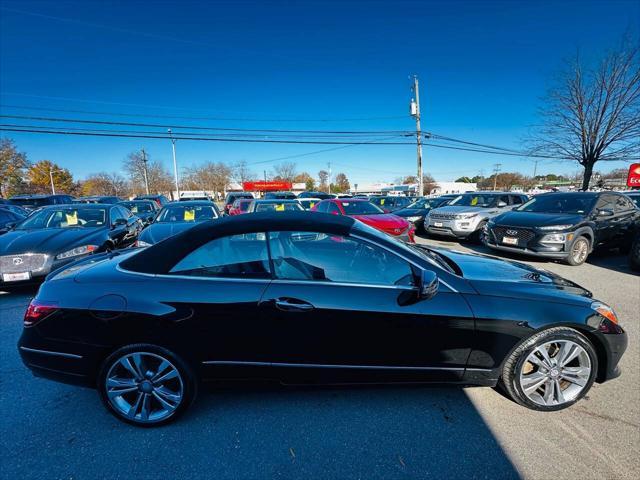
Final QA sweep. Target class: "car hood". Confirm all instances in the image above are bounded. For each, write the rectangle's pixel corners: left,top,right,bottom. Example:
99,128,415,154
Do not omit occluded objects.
394,208,428,217
138,222,200,244
0,227,107,255
350,214,409,231
431,205,497,215
493,211,584,227
432,247,592,305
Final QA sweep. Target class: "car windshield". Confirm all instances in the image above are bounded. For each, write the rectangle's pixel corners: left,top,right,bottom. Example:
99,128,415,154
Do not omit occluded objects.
254,202,303,212
369,197,393,207
10,197,51,207
120,202,154,213
407,198,446,209
298,199,319,209
16,207,107,229
156,205,217,222
516,195,596,214
340,201,384,215
450,194,497,207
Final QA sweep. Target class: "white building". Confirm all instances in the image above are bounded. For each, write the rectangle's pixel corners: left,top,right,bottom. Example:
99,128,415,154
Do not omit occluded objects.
429,182,477,195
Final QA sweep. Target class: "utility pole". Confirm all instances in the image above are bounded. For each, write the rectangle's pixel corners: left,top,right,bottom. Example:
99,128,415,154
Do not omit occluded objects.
141,148,150,195
410,75,424,196
492,163,502,191
327,161,332,194
167,129,180,200
49,168,56,195
532,159,539,179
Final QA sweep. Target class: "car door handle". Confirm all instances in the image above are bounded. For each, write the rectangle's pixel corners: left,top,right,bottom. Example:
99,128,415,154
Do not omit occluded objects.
274,298,314,312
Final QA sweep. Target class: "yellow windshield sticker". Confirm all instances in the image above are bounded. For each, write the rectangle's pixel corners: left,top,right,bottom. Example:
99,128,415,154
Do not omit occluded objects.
380,199,385,205
471,197,478,206
275,203,285,211
130,206,138,213
65,212,78,225
309,202,315,208
184,209,195,221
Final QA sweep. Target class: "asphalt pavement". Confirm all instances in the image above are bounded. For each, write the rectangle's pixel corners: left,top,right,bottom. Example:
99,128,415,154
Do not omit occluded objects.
0,236,638,479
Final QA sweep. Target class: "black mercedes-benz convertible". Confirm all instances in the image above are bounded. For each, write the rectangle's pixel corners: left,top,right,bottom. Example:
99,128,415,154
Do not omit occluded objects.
18,212,627,426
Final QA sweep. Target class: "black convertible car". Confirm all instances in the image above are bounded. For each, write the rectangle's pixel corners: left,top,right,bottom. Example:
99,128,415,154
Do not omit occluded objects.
18,212,626,426
0,204,141,287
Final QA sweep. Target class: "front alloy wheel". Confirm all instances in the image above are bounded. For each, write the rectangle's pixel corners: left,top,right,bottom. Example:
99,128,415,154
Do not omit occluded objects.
99,345,195,426
566,236,589,266
501,327,597,411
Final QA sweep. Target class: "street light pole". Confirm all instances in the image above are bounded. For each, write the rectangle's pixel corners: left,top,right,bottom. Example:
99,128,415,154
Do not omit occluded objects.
167,129,180,200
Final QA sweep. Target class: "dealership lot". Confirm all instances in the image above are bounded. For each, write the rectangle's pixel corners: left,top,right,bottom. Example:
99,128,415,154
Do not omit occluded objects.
0,237,638,479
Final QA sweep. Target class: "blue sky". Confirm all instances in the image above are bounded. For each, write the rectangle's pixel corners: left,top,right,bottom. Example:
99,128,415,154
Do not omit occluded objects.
0,0,638,185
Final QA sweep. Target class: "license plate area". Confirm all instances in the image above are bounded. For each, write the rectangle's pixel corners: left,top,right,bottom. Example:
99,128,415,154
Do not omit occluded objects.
2,272,31,282
502,236,518,246
433,222,443,227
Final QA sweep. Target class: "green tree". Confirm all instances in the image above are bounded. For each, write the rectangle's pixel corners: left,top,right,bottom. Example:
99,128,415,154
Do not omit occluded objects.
332,172,350,193
27,160,74,194
0,138,30,198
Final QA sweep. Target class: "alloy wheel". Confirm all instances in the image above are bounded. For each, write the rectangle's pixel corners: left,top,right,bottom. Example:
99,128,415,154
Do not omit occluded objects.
105,352,184,423
518,339,591,406
571,239,588,264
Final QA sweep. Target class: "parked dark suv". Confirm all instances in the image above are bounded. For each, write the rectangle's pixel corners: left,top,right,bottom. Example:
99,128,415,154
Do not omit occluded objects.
223,192,254,215
485,192,639,265
9,194,74,211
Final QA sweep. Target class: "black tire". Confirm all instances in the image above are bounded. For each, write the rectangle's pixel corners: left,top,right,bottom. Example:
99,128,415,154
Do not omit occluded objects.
469,221,487,244
501,327,598,411
564,236,590,266
97,344,197,427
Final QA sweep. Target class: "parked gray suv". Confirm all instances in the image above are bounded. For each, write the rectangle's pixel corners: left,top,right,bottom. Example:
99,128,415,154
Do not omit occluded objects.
426,192,528,242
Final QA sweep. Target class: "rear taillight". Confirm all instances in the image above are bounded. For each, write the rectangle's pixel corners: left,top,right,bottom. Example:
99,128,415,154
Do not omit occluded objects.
24,300,58,327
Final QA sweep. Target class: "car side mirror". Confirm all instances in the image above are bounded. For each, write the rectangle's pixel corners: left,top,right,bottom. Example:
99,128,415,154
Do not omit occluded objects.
111,218,127,228
418,270,439,300
598,209,614,217
497,200,508,208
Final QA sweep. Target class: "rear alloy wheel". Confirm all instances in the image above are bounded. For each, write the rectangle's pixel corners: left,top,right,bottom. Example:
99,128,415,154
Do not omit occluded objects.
565,236,589,266
98,345,196,426
501,327,597,411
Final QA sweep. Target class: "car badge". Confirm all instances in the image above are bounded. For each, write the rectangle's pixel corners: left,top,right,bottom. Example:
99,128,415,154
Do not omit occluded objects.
506,230,518,236
13,257,24,266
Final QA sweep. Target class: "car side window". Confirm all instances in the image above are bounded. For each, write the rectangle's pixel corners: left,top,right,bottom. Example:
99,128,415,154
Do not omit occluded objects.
499,195,509,205
327,202,341,214
315,201,328,212
268,231,415,287
511,195,524,205
170,234,270,278
614,195,634,212
110,207,126,224
595,195,616,213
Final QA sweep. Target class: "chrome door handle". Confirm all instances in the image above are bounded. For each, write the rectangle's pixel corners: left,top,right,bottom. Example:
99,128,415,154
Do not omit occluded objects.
274,299,314,312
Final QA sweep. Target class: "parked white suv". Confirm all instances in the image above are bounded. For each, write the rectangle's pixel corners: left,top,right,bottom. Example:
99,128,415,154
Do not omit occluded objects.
426,192,528,242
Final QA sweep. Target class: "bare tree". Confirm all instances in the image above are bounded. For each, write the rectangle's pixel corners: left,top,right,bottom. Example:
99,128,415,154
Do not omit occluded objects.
332,173,350,193
230,160,254,184
530,36,640,190
182,162,232,196
123,151,173,195
318,170,329,192
272,162,297,182
82,172,128,196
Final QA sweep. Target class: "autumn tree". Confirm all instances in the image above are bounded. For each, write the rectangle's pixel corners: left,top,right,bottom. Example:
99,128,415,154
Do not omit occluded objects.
530,36,640,190
82,172,128,196
318,170,329,192
422,173,437,195
0,138,30,198
123,150,173,195
182,162,231,196
332,172,350,193
27,160,74,194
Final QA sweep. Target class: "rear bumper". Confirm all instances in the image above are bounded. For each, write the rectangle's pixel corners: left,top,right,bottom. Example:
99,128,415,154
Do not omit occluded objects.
18,327,105,388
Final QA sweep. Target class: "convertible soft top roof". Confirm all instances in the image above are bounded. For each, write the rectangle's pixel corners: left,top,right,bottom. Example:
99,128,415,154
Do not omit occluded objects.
120,211,356,274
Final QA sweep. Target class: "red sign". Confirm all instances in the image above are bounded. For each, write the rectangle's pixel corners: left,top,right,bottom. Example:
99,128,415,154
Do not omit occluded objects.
627,163,640,188
242,181,292,192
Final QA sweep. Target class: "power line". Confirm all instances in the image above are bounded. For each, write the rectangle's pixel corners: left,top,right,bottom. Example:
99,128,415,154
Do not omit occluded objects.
0,114,411,135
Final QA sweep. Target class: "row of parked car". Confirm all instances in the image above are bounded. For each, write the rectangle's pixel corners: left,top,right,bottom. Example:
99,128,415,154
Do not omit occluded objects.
1,188,638,289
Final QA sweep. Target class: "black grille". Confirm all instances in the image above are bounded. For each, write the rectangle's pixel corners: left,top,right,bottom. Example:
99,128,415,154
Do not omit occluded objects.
491,226,536,247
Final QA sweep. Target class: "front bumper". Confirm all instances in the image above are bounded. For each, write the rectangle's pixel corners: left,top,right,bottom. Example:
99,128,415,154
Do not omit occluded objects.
0,254,90,288
595,328,628,383
485,226,574,260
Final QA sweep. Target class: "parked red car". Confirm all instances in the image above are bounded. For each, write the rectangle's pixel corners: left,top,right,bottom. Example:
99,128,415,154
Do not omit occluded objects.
228,198,253,216
311,198,415,242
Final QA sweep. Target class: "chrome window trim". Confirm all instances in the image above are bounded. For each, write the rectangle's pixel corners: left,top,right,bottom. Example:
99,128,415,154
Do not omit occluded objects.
201,360,488,372
20,346,83,359
269,279,415,290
